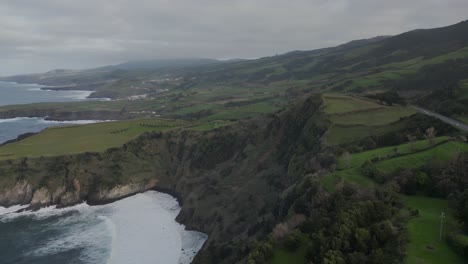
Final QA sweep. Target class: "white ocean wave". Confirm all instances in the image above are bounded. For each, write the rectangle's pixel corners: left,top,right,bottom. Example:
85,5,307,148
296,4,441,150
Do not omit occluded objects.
0,203,91,222
0,117,107,125
17,83,44,87
0,191,208,264
0,117,32,123
38,118,108,125
27,87,43,91
61,90,93,100
26,207,111,263
0,204,29,216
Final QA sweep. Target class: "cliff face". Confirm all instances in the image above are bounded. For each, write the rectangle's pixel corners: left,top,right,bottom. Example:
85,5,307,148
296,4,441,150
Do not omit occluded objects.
0,181,33,206
0,95,328,263
0,177,158,209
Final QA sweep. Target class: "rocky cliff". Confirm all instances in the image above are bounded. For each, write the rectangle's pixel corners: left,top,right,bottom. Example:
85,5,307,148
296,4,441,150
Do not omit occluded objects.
0,95,328,263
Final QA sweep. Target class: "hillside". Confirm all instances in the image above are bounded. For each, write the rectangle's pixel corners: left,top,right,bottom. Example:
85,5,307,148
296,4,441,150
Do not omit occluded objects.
0,58,220,99
0,95,330,263
0,91,466,263
0,20,468,264
1,20,467,124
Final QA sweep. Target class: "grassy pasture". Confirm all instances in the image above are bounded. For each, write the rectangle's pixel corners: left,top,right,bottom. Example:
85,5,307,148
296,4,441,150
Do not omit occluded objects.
323,125,374,146
201,102,280,121
321,168,375,192
329,107,416,126
336,137,449,170
377,47,468,75
0,119,191,160
375,141,468,174
322,139,468,191
322,94,383,114
322,94,416,146
323,122,406,146
188,121,232,131
404,196,465,264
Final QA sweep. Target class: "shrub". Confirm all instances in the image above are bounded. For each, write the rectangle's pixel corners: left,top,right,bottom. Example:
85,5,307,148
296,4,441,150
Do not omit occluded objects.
284,230,302,251
446,232,468,259
361,160,386,183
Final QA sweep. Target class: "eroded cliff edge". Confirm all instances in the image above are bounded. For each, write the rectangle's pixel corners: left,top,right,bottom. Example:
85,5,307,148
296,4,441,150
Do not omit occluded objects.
0,95,329,263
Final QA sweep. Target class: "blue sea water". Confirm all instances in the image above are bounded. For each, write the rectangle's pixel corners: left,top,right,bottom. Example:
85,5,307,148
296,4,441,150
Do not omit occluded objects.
0,81,96,144
0,82,207,264
0,81,92,107
0,192,207,264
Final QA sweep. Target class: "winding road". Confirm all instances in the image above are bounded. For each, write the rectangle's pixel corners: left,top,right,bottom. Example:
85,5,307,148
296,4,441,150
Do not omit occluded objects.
412,105,468,132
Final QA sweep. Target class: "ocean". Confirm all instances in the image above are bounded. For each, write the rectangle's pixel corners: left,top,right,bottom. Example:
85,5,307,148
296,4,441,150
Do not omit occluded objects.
0,82,207,263
0,81,97,143
0,192,207,264
0,81,92,107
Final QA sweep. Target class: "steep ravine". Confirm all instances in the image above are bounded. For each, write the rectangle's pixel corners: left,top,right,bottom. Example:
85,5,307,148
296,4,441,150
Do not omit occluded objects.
0,95,329,264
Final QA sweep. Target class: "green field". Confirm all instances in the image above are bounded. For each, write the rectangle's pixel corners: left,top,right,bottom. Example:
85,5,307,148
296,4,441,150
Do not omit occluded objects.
322,94,383,114
0,119,191,160
336,137,449,170
188,120,233,131
323,122,406,146
201,102,280,121
322,139,468,191
376,141,468,174
321,168,375,191
322,94,417,146
349,47,468,90
329,107,416,126
404,196,465,264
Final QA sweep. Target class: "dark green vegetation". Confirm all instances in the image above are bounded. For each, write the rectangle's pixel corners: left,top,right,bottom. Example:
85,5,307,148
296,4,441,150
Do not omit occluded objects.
0,96,330,263
246,93,468,264
0,20,468,264
0,93,466,264
1,20,468,123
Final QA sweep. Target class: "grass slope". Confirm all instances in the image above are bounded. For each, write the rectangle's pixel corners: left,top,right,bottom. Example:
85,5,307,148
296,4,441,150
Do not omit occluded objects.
336,137,449,170
322,94,417,145
0,119,191,160
404,196,465,264
376,141,468,174
323,139,468,191
322,94,383,114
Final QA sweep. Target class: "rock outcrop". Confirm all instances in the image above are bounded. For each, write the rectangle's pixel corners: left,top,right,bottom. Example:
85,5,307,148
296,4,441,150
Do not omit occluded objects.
0,181,33,207
30,187,52,207
1,178,158,209
88,179,158,204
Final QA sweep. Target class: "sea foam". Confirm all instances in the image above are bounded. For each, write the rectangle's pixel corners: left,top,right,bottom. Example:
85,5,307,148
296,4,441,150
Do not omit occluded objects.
0,191,207,264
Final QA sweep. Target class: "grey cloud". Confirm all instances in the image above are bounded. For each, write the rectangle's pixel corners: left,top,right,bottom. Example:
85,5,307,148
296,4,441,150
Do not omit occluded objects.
0,0,467,75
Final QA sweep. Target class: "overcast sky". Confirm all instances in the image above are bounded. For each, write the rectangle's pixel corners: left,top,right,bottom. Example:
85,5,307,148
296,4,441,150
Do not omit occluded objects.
1,0,467,76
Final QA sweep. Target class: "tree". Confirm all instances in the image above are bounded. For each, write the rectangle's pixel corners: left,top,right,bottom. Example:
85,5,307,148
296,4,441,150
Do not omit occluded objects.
457,190,468,232
323,250,346,264
361,160,385,183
